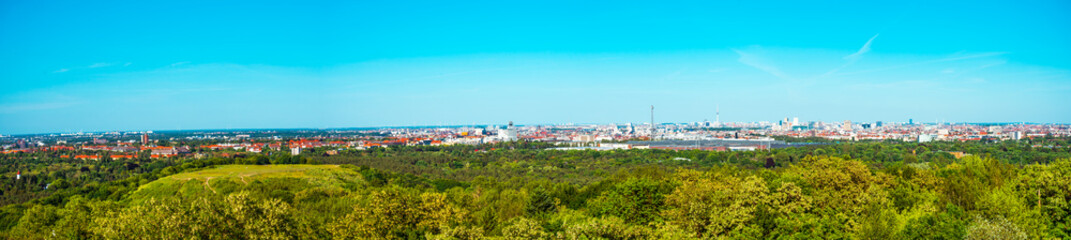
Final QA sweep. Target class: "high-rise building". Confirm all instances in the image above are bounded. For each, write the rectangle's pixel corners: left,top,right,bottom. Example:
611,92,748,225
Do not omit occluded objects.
876,121,883,127
918,134,935,143
792,117,799,126
498,121,518,141
842,120,853,131
142,133,149,145
909,119,914,125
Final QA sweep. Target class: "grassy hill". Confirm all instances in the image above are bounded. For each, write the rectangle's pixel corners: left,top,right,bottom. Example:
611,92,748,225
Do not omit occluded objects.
129,164,366,203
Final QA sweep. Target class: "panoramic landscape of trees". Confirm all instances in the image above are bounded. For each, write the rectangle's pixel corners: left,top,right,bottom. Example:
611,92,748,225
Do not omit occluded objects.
1,138,1069,239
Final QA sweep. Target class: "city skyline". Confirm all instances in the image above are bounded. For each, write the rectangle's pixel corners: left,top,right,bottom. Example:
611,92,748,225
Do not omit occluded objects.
2,0,1070,135
0,117,1054,137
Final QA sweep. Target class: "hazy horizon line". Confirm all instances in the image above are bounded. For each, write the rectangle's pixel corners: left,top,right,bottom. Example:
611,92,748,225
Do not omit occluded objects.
4,121,1064,137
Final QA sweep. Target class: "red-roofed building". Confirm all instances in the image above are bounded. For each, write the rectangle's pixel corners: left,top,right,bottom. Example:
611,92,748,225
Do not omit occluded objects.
74,155,101,160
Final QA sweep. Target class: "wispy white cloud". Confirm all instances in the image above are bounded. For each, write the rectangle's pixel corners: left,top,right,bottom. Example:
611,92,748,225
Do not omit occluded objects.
52,62,131,73
845,79,939,91
417,67,515,80
938,52,1008,62
734,48,792,81
821,34,879,77
970,61,1006,72
837,52,1007,76
931,61,1006,81
125,87,232,94
844,34,878,61
88,62,115,68
170,61,191,67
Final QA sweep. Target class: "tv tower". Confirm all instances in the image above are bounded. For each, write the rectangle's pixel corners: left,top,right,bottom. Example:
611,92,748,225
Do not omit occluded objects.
716,105,720,125
650,105,655,137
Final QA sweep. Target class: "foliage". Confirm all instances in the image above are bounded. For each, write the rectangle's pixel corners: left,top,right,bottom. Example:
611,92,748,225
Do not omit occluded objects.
3,139,1071,239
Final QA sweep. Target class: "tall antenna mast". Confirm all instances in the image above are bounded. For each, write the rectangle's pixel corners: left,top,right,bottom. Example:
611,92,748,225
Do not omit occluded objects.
650,105,655,137
716,104,720,124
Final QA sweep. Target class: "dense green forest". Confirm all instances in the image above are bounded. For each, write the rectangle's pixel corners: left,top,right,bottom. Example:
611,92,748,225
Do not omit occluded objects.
1,139,1069,239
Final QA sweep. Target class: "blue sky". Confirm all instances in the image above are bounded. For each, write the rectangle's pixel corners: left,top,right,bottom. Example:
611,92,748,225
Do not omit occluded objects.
1,0,1069,134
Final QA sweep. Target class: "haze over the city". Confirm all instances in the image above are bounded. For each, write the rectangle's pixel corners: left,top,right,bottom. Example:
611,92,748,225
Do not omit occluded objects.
2,0,1069,135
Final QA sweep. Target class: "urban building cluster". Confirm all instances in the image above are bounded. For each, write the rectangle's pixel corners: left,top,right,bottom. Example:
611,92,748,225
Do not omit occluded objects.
2,119,1068,157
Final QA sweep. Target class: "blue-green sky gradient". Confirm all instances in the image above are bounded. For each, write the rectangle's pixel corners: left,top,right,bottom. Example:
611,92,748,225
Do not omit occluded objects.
1,0,1069,134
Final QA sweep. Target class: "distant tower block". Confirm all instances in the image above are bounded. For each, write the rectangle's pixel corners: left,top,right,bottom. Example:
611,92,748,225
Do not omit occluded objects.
498,121,519,141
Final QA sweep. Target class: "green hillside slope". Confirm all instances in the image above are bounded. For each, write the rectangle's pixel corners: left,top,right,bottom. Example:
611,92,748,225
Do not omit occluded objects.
129,164,365,203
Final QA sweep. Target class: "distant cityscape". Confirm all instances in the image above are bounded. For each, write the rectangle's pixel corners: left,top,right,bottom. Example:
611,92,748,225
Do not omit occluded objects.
3,116,1068,158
